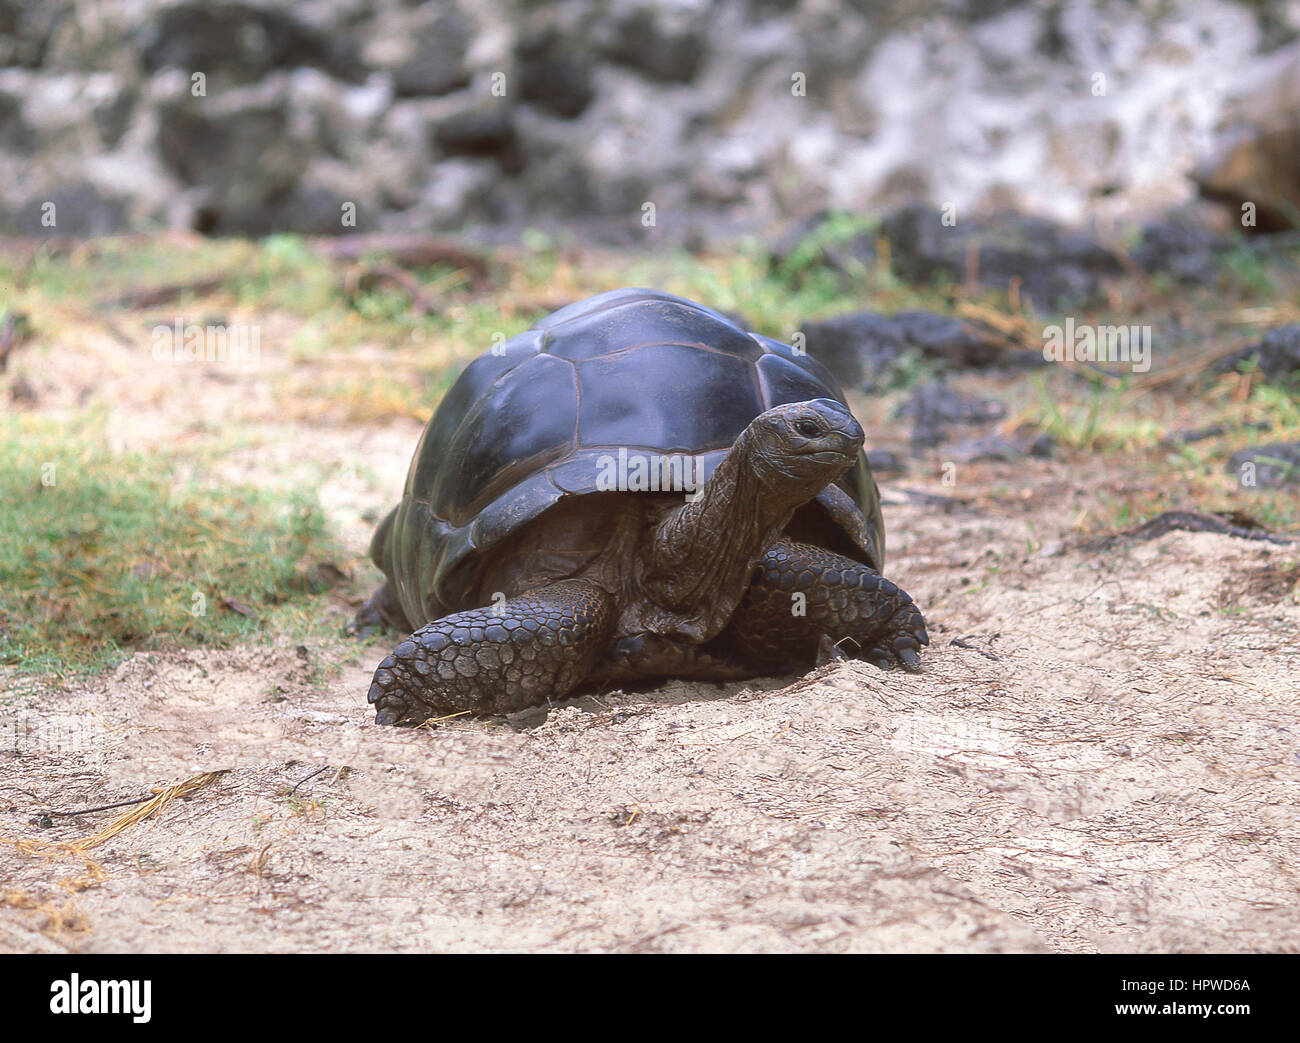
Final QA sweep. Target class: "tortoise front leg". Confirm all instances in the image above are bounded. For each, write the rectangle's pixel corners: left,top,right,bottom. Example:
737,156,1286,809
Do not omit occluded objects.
726,538,929,673
367,579,615,724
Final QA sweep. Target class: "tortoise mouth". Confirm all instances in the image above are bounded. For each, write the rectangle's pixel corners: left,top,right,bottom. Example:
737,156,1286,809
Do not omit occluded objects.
797,448,858,465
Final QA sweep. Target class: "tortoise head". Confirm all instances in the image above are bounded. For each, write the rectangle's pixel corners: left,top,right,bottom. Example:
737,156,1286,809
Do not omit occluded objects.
641,397,867,622
745,399,864,500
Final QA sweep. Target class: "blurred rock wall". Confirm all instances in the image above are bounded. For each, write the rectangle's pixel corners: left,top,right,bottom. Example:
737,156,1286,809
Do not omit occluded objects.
0,0,1296,243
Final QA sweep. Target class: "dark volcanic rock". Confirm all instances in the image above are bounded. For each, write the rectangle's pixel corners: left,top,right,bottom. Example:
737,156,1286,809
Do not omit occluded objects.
1169,421,1271,445
434,107,522,174
1131,218,1230,283
865,448,906,473
1213,324,1300,383
897,381,1006,448
1228,442,1300,487
392,12,472,97
0,0,66,68
272,182,357,235
605,6,706,83
2,182,127,235
0,90,33,152
11,0,1296,250
801,308,1029,390
141,3,365,85
801,312,910,389
90,85,137,148
158,104,291,187
880,202,1123,309
947,429,1055,462
517,31,595,118
891,311,1001,366
157,101,308,234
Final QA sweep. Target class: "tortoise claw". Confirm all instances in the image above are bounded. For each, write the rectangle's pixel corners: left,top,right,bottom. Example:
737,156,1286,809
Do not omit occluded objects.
832,596,928,673
367,654,428,726
816,633,853,666
865,650,895,671
879,612,926,672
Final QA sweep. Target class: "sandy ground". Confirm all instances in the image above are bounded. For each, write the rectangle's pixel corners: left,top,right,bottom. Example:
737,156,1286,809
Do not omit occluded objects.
2,301,1299,953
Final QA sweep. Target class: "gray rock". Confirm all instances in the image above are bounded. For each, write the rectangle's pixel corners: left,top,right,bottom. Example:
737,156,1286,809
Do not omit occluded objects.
0,0,67,69
891,312,1005,368
1213,325,1300,384
0,89,34,151
140,2,365,85
392,12,472,97
898,381,1007,448
517,31,594,118
156,98,309,234
866,448,906,473
275,182,353,236
947,430,1055,462
434,105,523,175
1131,218,1230,283
801,308,1027,391
1228,443,1300,488
4,0,1300,246
880,202,1123,309
1,181,127,235
604,5,706,83
800,312,910,390
90,84,136,148
1169,421,1270,445
407,157,502,228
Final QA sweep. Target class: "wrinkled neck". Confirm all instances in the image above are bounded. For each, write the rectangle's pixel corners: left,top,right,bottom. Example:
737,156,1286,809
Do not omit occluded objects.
642,430,809,623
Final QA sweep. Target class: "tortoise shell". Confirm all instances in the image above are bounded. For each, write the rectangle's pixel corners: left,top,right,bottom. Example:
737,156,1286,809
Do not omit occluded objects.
374,288,886,625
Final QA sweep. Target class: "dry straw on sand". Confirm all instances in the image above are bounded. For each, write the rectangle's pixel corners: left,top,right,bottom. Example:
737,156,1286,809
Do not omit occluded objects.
7,770,228,857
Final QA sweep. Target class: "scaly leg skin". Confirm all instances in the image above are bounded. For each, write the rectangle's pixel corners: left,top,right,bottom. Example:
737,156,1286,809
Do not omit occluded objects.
727,537,929,673
367,579,614,724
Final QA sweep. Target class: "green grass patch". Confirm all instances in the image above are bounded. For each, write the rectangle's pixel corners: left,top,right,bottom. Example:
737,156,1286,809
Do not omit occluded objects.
1029,370,1163,451
1221,241,1278,297
0,237,252,305
769,211,879,285
0,413,344,680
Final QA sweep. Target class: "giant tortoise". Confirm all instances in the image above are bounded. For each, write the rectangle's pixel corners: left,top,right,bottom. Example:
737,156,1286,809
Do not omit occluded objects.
360,288,928,724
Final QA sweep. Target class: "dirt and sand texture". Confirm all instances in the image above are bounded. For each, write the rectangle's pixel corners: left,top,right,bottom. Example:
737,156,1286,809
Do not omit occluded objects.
2,244,1299,953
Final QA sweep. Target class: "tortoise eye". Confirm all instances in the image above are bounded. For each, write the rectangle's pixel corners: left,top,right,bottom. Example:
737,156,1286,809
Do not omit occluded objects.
795,420,821,438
